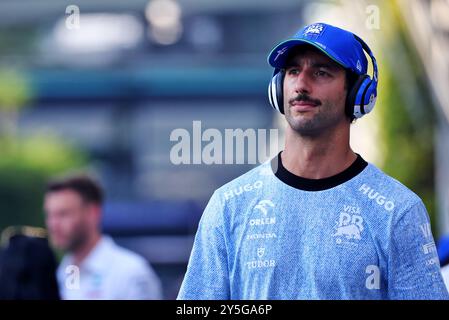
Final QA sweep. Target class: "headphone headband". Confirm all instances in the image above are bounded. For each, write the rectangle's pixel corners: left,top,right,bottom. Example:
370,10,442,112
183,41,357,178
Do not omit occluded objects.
353,34,378,86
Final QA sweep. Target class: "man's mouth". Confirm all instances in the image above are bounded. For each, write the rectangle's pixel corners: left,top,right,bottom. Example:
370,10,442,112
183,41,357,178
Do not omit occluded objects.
290,99,321,111
291,100,319,107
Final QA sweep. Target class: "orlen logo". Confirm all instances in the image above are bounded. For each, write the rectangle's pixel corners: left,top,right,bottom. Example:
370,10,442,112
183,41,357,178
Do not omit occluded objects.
359,184,395,212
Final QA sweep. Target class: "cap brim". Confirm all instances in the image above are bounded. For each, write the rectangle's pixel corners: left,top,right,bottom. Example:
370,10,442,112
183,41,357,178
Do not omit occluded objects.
267,39,349,70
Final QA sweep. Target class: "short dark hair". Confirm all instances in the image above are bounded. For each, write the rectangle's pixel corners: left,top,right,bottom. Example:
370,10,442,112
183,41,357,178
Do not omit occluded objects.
46,175,104,205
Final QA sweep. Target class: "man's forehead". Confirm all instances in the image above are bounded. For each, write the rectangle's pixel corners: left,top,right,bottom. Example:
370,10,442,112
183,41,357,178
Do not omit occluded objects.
45,189,83,204
285,46,343,69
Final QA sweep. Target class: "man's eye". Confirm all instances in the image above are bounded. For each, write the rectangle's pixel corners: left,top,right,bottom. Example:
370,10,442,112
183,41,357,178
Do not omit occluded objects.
287,69,299,75
315,70,329,77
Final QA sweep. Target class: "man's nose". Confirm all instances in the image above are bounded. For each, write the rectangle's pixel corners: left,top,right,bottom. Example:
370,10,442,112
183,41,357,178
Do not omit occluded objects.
293,71,312,95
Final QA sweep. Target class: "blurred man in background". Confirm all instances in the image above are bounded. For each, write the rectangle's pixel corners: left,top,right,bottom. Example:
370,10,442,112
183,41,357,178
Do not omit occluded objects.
44,174,162,300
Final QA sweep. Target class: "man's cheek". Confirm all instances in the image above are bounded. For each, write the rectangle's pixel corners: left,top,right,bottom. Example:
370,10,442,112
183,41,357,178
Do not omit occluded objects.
59,217,76,237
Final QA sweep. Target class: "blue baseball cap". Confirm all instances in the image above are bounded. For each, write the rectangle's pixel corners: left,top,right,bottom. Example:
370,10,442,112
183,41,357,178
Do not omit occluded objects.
268,23,368,75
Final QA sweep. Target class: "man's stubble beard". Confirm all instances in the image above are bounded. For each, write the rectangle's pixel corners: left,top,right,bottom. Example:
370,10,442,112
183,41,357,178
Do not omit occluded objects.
285,100,347,137
66,222,90,253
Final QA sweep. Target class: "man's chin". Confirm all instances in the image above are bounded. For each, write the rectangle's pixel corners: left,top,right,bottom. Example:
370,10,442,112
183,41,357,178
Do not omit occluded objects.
286,118,323,136
288,109,317,121
287,114,314,127
50,239,69,251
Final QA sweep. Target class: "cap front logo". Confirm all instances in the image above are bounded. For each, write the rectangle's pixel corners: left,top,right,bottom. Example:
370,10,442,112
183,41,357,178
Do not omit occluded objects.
274,47,288,61
304,24,324,36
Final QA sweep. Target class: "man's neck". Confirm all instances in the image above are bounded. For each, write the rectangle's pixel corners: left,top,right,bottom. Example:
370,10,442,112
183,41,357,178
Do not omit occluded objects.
72,232,101,266
282,123,356,179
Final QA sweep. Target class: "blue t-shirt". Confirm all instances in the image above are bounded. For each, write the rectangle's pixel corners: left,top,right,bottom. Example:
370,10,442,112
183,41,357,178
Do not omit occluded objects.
178,153,449,299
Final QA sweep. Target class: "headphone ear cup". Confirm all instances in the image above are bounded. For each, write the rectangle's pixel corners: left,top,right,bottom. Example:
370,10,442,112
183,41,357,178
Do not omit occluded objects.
346,75,369,119
354,76,375,119
360,82,377,116
275,70,285,114
268,70,285,114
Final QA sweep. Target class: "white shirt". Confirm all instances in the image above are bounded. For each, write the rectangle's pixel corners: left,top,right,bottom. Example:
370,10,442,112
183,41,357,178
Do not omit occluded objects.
57,236,162,300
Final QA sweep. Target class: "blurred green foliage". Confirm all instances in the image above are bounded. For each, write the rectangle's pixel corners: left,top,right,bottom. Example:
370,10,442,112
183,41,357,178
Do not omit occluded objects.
0,68,86,233
377,0,437,233
0,136,84,230
0,69,32,112
378,64,436,223
0,134,86,232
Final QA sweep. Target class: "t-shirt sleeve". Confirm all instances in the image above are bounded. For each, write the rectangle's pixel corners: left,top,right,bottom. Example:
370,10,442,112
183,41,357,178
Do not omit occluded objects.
388,200,449,299
177,191,230,300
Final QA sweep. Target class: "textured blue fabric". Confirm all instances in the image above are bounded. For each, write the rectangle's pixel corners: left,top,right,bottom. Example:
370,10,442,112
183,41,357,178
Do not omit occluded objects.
178,158,449,300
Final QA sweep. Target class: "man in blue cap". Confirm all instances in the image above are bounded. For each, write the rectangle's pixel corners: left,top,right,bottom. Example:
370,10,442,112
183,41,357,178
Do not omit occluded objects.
178,23,449,299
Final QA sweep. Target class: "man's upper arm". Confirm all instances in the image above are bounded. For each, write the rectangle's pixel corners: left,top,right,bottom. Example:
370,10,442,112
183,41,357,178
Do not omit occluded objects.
388,200,449,299
177,191,230,300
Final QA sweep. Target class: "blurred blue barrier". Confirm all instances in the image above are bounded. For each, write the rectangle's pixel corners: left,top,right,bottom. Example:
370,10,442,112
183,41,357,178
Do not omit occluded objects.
102,200,202,236
438,235,449,267
101,200,203,299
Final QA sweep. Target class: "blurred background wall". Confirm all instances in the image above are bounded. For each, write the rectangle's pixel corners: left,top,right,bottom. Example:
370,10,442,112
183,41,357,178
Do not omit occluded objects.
0,0,448,298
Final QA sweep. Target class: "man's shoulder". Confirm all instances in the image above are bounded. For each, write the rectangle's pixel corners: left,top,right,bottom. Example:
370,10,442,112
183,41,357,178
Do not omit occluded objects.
213,160,273,202
106,241,150,272
360,163,423,211
198,161,273,226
